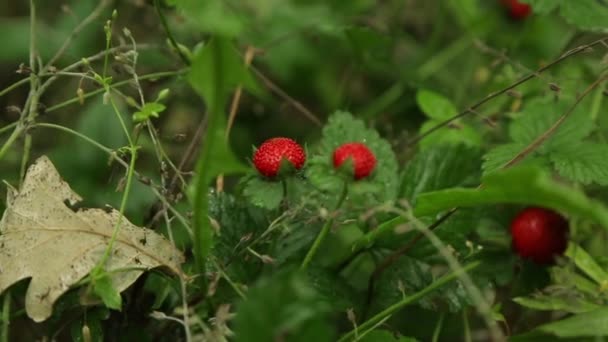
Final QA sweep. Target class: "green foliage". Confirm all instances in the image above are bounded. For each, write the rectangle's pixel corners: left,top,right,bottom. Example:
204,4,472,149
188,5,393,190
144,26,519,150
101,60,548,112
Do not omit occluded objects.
400,144,482,204
243,176,285,210
306,111,399,203
358,330,418,342
232,269,334,342
92,273,122,311
416,89,481,149
132,102,166,123
415,166,608,229
533,307,608,338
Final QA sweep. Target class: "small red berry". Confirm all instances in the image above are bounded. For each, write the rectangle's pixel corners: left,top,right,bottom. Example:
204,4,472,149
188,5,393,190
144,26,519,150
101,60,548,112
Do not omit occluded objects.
333,142,377,180
253,137,306,178
510,207,569,265
501,0,532,20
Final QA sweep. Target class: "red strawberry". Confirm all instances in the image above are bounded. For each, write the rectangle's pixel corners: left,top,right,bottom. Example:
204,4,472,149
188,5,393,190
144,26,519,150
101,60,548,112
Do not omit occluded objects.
253,137,306,178
510,207,569,264
501,0,532,20
333,142,376,180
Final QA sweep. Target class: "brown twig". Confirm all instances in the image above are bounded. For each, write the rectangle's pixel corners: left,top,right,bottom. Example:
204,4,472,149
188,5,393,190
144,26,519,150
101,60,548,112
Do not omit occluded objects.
250,66,323,127
408,37,608,146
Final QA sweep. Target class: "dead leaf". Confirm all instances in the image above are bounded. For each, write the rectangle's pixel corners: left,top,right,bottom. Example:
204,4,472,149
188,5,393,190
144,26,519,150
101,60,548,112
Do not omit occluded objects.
0,156,185,322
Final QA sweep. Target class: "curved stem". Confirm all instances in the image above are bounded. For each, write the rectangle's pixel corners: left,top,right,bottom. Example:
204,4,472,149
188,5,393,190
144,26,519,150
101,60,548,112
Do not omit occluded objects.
300,181,348,270
337,261,481,342
154,0,190,66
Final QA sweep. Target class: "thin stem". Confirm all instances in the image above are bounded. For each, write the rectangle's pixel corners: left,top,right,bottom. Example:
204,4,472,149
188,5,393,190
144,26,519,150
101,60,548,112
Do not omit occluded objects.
43,0,111,72
0,122,17,137
463,310,472,342
432,313,445,342
409,37,608,146
154,0,190,66
34,123,113,154
45,70,185,114
19,134,32,185
337,261,481,342
0,78,29,98
300,181,348,270
0,126,24,162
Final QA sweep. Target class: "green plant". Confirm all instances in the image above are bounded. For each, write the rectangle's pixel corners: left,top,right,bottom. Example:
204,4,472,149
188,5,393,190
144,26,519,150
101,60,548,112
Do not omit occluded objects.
0,0,607,341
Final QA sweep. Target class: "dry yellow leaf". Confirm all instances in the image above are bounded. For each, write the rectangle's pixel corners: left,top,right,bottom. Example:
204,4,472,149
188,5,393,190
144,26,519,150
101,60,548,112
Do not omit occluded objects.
0,156,185,322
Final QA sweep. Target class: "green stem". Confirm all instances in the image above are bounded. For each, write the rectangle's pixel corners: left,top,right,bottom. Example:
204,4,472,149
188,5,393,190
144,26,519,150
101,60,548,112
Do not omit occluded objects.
0,78,29,98
432,313,445,342
34,123,114,154
45,70,185,114
19,134,32,185
0,123,17,137
1,292,9,342
301,181,348,270
418,35,471,81
154,0,190,66
0,126,24,162
337,261,481,342
463,309,472,342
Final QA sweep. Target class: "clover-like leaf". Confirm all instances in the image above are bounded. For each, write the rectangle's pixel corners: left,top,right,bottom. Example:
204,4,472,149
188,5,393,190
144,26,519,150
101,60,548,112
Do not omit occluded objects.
0,156,184,322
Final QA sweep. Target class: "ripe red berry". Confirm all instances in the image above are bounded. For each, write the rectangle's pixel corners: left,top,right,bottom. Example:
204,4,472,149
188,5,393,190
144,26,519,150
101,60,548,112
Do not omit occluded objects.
510,207,569,265
501,0,532,20
253,137,306,178
333,142,377,180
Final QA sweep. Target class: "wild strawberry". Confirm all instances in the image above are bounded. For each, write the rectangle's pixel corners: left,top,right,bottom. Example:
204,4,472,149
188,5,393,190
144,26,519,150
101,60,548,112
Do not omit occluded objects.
510,207,569,264
333,142,376,180
501,0,532,20
253,137,306,178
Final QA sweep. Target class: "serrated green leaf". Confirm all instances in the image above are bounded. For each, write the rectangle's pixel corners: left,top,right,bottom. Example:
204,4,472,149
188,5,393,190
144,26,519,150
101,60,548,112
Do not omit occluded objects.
400,144,481,204
93,273,122,311
307,111,399,202
550,142,608,185
513,295,601,314
565,244,608,285
415,166,608,230
560,1,608,32
509,96,594,153
482,143,526,174
416,89,458,120
233,269,334,342
535,307,608,337
243,177,284,210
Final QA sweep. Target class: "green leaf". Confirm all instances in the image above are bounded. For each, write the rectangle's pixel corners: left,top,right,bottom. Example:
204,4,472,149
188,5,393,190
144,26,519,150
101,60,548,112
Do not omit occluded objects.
92,273,122,311
535,307,608,337
508,96,593,153
233,269,334,342
565,244,608,285
189,37,252,284
414,166,608,230
419,120,482,149
416,89,458,120
482,143,526,174
550,142,608,185
307,111,399,202
243,177,284,210
306,267,357,311
513,295,601,314
560,0,608,32
132,102,166,122
400,144,481,204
